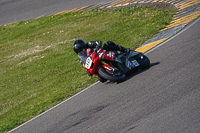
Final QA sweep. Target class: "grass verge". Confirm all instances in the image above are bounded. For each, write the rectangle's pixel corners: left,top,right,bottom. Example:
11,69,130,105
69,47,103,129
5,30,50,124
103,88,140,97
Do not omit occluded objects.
0,6,176,132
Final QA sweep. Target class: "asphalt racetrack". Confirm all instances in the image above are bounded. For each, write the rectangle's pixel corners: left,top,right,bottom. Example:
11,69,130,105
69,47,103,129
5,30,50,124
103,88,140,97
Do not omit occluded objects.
0,0,114,25
3,0,200,132
10,14,200,133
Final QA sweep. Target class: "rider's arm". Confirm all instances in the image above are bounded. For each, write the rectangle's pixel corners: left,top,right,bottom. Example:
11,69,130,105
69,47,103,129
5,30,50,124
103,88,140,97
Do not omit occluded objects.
86,41,97,48
86,40,102,52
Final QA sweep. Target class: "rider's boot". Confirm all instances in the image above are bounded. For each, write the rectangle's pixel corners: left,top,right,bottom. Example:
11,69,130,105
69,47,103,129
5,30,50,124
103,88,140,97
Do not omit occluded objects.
103,41,130,53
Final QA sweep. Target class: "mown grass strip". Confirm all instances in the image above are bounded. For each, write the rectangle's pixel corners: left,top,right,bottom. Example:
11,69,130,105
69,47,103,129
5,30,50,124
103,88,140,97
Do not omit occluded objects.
0,6,176,132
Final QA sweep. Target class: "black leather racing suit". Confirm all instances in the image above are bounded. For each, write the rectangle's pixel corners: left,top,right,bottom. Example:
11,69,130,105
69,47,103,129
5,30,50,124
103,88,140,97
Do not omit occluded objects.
85,40,130,53
79,40,129,77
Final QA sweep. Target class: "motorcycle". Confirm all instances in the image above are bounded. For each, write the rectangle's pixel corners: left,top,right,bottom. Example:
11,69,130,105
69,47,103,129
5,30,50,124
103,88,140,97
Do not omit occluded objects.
78,47,150,82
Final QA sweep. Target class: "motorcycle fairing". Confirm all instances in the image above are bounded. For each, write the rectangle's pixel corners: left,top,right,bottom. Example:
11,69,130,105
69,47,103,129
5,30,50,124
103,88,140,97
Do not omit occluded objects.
98,48,115,61
128,51,139,58
125,51,142,69
125,58,140,69
84,56,93,69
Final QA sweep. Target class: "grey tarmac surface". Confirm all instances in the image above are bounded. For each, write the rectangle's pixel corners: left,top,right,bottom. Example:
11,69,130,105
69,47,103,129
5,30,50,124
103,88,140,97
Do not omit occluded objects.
0,0,117,26
9,17,200,133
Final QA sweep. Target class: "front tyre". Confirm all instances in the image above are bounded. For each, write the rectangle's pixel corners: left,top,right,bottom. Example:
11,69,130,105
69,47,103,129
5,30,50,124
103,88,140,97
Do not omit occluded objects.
98,67,126,82
98,76,107,83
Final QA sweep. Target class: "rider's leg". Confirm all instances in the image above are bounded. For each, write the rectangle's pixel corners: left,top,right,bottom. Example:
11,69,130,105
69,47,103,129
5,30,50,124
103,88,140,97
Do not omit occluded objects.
103,41,130,53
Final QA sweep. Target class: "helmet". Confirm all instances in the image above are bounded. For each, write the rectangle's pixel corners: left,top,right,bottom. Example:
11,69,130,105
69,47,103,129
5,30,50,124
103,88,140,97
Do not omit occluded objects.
73,39,85,54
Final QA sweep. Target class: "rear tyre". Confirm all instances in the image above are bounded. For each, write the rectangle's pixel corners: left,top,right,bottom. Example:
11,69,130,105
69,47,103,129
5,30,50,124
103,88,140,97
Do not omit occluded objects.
137,55,150,69
98,67,126,82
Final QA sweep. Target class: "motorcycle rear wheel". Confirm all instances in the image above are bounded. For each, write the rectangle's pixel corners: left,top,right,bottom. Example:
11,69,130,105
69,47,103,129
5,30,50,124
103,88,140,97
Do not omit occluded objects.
98,67,126,82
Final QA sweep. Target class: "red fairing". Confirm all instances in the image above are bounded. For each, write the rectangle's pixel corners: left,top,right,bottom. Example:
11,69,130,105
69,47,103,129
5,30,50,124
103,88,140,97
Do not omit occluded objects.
88,48,115,75
98,48,115,61
89,53,100,74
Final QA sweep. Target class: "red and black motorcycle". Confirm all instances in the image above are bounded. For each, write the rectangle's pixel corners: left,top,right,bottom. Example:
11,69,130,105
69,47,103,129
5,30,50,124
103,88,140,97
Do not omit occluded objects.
78,48,150,82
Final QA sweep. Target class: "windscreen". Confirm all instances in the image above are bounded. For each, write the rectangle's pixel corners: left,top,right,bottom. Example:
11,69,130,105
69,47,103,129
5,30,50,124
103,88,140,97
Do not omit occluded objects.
78,50,87,64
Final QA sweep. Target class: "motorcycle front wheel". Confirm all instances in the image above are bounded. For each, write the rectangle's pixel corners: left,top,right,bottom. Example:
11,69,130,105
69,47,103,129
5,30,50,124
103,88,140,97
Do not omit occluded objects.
98,67,126,82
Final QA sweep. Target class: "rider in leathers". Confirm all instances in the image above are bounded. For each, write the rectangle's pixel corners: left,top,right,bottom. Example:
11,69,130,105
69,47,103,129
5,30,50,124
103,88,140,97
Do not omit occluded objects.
73,39,130,54
73,39,130,82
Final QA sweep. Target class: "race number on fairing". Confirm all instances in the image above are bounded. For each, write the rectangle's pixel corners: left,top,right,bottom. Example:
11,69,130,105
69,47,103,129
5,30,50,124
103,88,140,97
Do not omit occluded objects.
126,59,140,69
85,57,92,69
132,60,139,67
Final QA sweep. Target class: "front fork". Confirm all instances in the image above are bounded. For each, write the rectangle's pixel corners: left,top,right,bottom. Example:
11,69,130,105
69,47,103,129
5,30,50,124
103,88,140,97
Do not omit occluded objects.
100,61,127,74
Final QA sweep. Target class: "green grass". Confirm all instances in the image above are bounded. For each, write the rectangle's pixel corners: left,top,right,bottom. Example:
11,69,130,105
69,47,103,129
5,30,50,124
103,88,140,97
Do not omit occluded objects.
0,6,176,132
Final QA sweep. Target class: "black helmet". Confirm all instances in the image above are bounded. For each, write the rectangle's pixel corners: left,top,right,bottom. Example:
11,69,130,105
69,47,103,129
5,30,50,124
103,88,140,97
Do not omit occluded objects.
73,39,85,54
